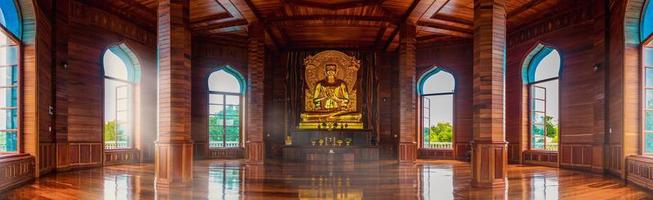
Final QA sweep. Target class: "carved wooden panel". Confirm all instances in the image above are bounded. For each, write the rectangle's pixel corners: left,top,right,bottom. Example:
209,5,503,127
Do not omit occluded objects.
104,149,140,165
418,149,454,160
626,156,653,189
0,154,35,192
523,150,558,167
68,143,103,168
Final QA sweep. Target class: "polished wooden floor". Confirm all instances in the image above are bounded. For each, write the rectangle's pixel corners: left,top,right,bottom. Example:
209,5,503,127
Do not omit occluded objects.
2,159,652,200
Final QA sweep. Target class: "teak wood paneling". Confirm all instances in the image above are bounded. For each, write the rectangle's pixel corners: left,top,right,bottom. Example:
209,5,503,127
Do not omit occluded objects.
191,40,247,160
417,40,473,161
0,154,34,193
398,24,417,164
505,1,607,173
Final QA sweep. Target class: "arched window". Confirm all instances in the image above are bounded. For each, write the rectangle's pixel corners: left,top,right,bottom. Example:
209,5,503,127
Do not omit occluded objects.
641,0,653,153
103,44,140,150
418,68,455,149
208,67,245,148
524,46,561,151
0,1,20,153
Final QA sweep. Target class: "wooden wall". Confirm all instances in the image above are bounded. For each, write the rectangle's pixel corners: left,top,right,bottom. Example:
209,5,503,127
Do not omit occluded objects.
416,40,473,161
190,39,248,159
65,1,157,168
505,1,607,172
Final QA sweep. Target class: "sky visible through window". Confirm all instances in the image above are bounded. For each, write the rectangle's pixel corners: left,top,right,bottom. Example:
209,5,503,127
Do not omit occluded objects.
209,70,241,93
534,50,560,123
422,70,455,125
104,50,129,121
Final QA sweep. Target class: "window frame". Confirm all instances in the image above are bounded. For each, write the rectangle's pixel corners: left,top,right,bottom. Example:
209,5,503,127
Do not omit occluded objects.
641,34,653,155
527,77,559,152
0,24,21,154
207,69,244,149
525,47,561,152
417,68,455,150
102,49,136,150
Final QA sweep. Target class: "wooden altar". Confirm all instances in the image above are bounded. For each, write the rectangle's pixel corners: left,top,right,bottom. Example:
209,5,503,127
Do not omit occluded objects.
282,129,379,162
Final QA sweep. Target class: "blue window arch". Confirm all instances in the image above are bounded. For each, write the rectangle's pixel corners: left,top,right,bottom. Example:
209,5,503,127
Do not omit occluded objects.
103,44,140,150
207,66,245,148
523,45,561,151
418,67,455,149
0,1,21,38
642,0,653,40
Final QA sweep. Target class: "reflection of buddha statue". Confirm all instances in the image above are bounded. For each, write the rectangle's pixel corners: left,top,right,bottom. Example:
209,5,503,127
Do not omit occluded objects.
312,64,350,110
298,50,364,130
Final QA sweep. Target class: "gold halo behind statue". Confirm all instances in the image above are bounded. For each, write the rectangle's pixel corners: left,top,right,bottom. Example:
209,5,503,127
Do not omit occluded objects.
299,50,363,130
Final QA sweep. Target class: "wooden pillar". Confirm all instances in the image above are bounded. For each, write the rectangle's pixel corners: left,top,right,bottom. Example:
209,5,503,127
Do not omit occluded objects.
471,0,508,188
155,0,193,188
398,24,417,164
246,21,265,164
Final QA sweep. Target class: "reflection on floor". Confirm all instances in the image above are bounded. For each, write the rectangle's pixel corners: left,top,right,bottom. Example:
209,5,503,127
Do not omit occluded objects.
3,159,652,199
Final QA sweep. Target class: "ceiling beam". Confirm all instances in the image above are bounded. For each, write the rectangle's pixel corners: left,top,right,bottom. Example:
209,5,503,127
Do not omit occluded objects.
267,15,398,23
192,19,249,32
383,0,422,51
430,14,472,26
373,26,387,49
416,21,472,37
118,0,156,18
286,0,386,10
230,0,281,51
190,12,233,24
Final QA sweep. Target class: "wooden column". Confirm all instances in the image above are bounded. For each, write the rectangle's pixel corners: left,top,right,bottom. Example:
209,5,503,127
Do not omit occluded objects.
246,21,265,164
471,0,508,188
398,24,417,163
155,0,193,188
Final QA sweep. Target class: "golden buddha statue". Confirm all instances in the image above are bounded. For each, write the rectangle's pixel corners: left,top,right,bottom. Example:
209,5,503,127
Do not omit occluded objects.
299,50,363,129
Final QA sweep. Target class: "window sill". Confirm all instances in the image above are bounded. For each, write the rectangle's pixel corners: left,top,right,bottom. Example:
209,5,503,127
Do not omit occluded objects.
0,153,31,161
524,149,558,154
209,147,243,150
104,148,137,152
628,155,653,162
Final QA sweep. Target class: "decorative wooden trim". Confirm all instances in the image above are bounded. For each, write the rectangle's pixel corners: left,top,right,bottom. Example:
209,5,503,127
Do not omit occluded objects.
470,141,508,188
208,148,244,159
104,149,140,165
522,150,559,167
507,5,595,46
418,148,454,160
69,1,154,45
559,143,593,170
626,155,653,189
0,154,34,193
68,143,103,168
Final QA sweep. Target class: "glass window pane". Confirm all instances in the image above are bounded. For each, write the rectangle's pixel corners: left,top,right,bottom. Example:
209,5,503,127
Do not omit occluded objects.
0,66,17,87
0,131,17,152
225,105,239,115
0,109,18,130
209,105,224,115
0,87,18,108
225,117,240,126
647,90,653,109
209,127,224,148
646,111,653,131
533,87,546,99
646,132,653,153
532,124,545,136
533,112,545,124
0,46,18,66
647,68,653,87
209,115,224,126
534,100,545,112
225,95,240,105
225,126,240,145
104,50,129,80
209,94,223,104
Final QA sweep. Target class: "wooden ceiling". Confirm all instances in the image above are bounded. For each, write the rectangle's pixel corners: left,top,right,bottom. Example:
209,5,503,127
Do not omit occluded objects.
94,0,566,50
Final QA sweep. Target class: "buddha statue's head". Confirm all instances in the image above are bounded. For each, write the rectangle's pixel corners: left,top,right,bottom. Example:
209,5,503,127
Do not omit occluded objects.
325,64,337,77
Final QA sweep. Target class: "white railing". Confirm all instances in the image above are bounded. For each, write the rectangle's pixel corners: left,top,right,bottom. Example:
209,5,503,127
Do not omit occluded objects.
209,141,240,148
105,141,130,149
424,142,453,149
545,143,558,151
